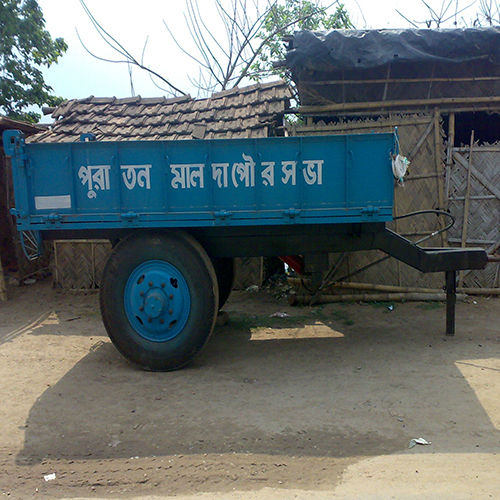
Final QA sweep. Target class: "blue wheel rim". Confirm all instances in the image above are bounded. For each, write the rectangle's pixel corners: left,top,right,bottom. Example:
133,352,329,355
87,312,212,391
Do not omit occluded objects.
124,260,191,342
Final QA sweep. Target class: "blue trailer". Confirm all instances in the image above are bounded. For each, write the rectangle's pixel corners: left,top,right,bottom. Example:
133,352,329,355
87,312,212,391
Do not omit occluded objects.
2,129,488,370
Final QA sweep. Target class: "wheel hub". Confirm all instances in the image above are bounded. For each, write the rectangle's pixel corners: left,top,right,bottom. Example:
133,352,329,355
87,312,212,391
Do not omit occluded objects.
124,260,191,342
143,289,166,319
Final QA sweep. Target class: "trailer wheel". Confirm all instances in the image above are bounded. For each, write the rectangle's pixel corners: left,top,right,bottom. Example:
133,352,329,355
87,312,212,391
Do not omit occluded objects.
100,231,218,371
212,257,235,309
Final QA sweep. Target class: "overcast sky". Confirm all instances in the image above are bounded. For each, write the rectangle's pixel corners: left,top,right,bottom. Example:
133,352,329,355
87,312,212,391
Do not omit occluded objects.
37,0,484,109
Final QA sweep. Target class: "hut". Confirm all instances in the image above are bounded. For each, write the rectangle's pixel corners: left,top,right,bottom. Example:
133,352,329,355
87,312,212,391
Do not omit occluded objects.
284,27,499,289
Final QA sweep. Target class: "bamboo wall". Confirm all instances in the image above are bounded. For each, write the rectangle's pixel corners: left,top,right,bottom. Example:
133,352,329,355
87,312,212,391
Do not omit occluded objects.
448,142,500,288
52,240,263,291
293,111,499,289
294,113,446,288
53,240,111,290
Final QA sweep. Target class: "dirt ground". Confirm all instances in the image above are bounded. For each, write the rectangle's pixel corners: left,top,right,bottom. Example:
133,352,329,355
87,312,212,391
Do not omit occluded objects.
0,280,499,499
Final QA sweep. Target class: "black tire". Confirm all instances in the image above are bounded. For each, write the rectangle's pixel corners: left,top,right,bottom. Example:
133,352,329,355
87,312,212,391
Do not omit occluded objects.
100,231,218,371
212,257,235,310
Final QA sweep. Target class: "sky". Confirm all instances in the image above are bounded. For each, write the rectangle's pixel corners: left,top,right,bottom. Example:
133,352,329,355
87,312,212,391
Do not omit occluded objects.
36,0,485,117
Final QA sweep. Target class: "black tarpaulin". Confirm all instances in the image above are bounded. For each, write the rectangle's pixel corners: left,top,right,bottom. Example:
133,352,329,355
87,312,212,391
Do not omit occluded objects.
286,28,500,72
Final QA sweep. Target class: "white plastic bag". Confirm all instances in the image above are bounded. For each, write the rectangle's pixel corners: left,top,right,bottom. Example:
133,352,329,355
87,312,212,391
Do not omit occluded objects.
392,154,410,185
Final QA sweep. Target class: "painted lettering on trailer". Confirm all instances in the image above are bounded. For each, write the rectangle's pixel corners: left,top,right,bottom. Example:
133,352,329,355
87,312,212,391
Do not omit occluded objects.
78,164,152,199
77,155,324,199
172,154,324,190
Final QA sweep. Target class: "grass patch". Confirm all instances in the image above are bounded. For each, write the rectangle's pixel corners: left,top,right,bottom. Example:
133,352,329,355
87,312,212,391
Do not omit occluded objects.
228,313,313,330
368,301,395,309
228,308,355,330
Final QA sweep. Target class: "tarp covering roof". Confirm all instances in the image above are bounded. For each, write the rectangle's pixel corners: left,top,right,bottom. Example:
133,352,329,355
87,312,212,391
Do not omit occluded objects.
285,28,500,110
286,28,500,72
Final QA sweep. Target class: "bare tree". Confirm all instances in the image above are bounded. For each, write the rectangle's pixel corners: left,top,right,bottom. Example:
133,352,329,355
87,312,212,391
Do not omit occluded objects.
77,0,349,97
396,0,498,28
475,0,500,25
77,0,188,95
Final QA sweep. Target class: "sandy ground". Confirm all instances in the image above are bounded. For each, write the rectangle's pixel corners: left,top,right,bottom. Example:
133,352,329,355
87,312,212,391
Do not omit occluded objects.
0,281,499,499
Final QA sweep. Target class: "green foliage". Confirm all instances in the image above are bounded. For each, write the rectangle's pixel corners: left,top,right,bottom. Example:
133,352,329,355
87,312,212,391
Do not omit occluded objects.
0,0,67,123
250,0,352,82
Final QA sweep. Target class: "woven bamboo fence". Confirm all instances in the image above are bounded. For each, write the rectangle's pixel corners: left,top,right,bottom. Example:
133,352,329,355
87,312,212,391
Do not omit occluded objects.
52,240,263,291
447,142,499,288
53,240,111,290
232,257,264,290
293,112,448,288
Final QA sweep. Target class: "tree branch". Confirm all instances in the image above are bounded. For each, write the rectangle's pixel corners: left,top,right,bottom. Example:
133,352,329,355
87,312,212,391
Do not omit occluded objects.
78,0,187,95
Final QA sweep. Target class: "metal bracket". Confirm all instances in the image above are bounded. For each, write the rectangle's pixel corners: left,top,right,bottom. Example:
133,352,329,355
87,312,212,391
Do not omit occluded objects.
43,213,62,223
361,206,380,216
214,210,232,220
121,211,139,222
80,133,97,142
10,208,26,219
284,208,301,218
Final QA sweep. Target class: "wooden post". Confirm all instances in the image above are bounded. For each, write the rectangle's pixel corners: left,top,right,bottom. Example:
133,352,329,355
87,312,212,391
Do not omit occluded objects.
433,108,446,246
445,112,455,209
459,130,475,287
0,259,7,302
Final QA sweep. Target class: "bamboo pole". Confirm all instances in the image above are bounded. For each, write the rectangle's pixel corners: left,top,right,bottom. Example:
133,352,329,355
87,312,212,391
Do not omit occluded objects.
433,108,446,245
445,112,455,209
295,117,432,133
291,105,498,119
287,278,500,296
458,287,500,296
289,292,467,305
454,146,500,153
300,76,500,86
459,131,474,287
286,96,500,114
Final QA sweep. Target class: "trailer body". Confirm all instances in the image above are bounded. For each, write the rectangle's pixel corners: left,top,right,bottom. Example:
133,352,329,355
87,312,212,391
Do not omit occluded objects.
2,130,488,371
4,130,394,231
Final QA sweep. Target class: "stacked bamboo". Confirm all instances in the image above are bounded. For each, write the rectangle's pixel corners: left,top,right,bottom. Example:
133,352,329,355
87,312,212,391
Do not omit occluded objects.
287,278,499,305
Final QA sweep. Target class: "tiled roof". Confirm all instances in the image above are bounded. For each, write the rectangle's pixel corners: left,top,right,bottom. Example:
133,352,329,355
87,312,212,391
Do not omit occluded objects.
32,81,291,143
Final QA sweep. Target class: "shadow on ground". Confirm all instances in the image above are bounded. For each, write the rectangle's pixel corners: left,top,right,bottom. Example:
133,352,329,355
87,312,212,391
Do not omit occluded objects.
16,295,500,465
